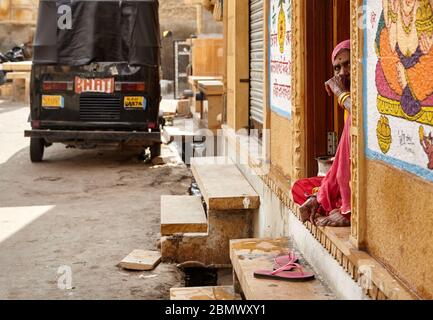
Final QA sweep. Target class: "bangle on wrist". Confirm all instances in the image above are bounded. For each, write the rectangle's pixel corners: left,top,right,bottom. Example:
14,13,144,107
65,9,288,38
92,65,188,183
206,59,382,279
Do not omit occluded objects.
341,94,350,107
337,92,350,107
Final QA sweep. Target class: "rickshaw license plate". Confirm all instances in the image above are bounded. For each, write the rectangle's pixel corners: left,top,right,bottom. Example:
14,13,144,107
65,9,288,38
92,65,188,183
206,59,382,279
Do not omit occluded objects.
75,77,114,94
124,96,145,109
42,95,64,108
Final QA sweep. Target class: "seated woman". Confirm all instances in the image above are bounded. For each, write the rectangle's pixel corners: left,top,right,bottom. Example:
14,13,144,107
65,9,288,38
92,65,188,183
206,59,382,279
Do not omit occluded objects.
292,40,352,228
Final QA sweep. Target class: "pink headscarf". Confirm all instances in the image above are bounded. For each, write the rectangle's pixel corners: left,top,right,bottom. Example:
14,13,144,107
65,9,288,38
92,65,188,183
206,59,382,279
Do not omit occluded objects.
332,40,351,63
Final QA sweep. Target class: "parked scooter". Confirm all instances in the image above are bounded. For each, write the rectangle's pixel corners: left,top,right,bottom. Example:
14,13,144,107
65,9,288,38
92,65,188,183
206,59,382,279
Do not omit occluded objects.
0,46,25,63
0,44,31,85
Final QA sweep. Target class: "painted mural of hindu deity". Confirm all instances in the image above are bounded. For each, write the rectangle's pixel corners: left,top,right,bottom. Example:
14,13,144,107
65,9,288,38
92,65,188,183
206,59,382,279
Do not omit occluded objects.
368,0,433,176
270,0,292,118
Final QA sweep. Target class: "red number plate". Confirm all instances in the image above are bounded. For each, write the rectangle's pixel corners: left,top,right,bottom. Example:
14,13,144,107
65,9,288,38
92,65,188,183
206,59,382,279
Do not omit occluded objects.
75,77,114,94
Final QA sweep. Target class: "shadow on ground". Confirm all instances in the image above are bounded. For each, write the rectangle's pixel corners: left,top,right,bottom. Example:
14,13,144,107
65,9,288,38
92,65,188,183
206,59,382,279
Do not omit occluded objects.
0,143,192,299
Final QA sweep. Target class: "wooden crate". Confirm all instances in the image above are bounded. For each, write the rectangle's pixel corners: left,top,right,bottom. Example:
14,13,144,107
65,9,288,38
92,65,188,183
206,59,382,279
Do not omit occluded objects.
0,83,13,98
192,38,224,77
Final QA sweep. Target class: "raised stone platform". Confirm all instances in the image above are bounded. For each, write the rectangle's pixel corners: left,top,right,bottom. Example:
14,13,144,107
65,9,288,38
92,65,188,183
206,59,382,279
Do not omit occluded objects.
191,157,260,210
161,195,208,236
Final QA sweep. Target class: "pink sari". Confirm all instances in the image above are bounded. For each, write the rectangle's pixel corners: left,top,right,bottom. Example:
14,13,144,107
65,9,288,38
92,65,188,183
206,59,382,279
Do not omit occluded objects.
316,115,351,215
292,115,352,217
292,39,352,218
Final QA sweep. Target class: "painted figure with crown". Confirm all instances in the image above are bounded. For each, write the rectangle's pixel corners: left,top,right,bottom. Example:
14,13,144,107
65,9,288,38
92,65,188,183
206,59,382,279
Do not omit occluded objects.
375,0,433,162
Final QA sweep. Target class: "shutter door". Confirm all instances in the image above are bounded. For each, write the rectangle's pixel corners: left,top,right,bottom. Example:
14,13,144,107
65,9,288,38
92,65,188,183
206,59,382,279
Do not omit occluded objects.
249,0,264,125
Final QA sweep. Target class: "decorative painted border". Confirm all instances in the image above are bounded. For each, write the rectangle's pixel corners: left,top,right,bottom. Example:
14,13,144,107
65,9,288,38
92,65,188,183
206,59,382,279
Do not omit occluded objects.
290,0,305,180
350,0,366,248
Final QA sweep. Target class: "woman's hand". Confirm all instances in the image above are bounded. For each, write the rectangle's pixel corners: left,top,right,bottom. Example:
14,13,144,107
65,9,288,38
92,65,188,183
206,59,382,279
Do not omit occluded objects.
325,75,352,113
325,76,348,97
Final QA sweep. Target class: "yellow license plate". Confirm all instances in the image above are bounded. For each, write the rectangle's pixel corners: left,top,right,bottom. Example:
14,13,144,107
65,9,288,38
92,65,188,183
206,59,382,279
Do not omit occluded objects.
42,95,64,108
124,96,145,109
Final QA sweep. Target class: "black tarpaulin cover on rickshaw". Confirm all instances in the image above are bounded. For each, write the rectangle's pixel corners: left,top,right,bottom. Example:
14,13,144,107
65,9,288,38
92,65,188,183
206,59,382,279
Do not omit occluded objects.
33,0,160,66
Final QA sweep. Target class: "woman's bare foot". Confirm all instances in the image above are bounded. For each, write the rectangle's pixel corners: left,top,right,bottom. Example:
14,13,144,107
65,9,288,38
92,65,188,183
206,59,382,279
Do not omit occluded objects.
316,209,350,227
299,196,319,224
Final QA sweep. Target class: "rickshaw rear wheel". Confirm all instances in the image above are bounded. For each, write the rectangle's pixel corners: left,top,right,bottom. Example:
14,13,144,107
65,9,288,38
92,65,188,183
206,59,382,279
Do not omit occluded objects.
30,137,44,162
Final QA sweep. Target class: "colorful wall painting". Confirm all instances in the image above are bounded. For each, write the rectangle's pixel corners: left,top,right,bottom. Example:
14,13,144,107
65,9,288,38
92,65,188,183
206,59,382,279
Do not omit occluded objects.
364,0,433,181
269,0,292,119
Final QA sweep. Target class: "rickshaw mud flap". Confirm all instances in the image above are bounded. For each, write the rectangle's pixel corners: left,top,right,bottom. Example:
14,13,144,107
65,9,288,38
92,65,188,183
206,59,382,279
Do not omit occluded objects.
24,129,161,143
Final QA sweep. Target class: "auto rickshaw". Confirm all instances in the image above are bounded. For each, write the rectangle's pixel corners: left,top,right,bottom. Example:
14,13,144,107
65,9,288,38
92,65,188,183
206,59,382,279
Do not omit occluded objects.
25,0,162,162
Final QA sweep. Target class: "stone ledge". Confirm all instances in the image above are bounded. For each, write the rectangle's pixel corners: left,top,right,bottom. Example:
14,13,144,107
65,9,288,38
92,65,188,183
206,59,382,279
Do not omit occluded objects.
190,157,260,210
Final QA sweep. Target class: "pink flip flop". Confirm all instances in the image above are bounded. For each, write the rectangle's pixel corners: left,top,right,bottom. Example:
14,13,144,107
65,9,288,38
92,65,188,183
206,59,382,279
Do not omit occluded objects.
253,269,315,281
273,252,299,270
254,255,315,282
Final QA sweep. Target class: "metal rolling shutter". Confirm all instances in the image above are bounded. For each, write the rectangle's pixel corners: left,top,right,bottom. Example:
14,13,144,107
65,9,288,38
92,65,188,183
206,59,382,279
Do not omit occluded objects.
249,0,264,125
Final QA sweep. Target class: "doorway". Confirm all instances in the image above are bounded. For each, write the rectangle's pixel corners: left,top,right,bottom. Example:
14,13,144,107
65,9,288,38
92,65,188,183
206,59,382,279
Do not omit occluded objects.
304,0,350,178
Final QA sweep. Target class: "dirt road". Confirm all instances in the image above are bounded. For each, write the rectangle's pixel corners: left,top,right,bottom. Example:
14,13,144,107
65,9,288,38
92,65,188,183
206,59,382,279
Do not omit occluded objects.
0,101,191,299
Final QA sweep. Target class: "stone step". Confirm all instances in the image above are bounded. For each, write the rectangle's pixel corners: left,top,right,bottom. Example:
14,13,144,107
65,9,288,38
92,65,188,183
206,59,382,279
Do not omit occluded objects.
161,207,253,265
230,238,336,300
190,157,260,211
161,196,208,236
170,286,241,300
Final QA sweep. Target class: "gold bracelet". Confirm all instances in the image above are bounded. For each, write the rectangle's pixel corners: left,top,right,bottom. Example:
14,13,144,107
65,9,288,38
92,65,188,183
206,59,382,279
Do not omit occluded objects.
340,94,350,108
338,92,350,105
340,94,351,107
337,92,347,105
337,92,350,106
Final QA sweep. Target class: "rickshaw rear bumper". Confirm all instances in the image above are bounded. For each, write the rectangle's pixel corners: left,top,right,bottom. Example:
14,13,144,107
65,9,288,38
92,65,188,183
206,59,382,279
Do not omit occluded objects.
24,129,161,144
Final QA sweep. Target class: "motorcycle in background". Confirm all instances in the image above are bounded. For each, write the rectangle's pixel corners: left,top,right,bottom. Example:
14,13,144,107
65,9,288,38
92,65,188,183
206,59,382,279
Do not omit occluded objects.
0,44,32,85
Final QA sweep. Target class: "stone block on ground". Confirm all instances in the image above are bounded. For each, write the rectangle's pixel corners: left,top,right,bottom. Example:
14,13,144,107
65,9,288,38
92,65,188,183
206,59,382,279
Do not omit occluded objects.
119,250,161,271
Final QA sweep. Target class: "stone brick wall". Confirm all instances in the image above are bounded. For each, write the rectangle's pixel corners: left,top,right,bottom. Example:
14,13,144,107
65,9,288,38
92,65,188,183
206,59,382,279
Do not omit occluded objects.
0,0,37,52
159,0,223,81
